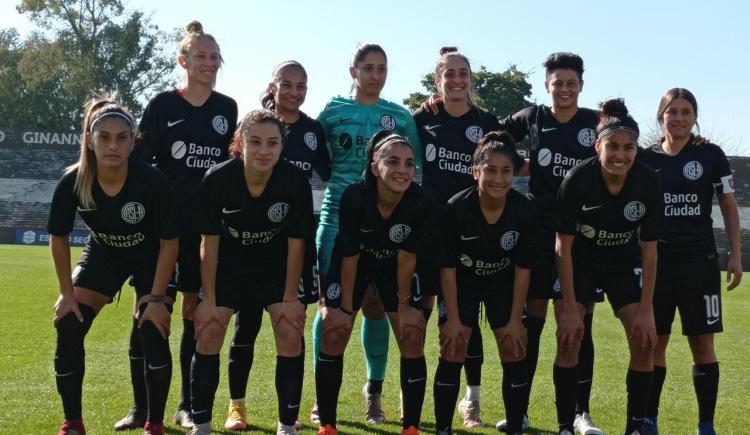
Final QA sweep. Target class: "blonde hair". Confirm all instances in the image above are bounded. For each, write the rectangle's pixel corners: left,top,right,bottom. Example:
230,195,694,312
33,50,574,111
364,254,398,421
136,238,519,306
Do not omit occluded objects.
65,95,136,209
179,20,223,64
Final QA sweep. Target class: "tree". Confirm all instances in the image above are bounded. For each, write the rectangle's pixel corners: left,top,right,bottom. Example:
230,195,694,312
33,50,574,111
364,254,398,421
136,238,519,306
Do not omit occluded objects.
0,0,176,130
403,65,533,118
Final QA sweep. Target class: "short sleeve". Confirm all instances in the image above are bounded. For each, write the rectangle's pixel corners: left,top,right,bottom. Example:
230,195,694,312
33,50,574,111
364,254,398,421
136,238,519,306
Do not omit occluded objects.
638,170,663,242
711,145,735,195
312,120,331,181
557,171,582,235
197,171,223,236
150,170,179,239
285,172,314,238
497,106,535,143
439,205,461,268
47,171,78,236
336,185,362,256
133,99,158,162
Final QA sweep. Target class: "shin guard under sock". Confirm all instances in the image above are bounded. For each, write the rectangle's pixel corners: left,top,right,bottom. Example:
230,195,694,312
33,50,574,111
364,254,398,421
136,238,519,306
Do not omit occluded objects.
139,317,172,423
361,317,389,381
315,352,343,426
276,354,305,426
433,358,462,432
228,307,263,400
127,317,148,412
576,312,594,414
55,304,96,419
179,319,196,411
312,311,323,372
400,356,427,428
553,364,579,432
693,362,719,424
190,352,220,425
646,365,666,417
625,368,653,433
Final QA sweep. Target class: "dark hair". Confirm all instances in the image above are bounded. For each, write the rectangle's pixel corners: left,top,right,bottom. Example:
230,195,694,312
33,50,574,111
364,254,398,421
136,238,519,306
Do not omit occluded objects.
229,109,288,159
351,43,387,67
473,131,524,170
261,60,307,111
596,98,639,140
543,52,584,80
435,46,471,76
656,87,699,126
362,129,414,185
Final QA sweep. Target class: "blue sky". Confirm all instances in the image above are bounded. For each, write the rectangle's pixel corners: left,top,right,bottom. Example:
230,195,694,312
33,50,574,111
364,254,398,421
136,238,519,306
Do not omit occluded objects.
2,0,749,154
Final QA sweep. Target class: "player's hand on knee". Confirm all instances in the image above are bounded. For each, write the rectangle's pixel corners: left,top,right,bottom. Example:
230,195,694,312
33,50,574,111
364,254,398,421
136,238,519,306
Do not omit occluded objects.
54,293,83,325
275,299,306,333
500,319,527,359
557,306,583,351
193,302,224,338
398,304,426,339
138,301,172,338
439,318,465,357
321,306,352,334
629,304,657,351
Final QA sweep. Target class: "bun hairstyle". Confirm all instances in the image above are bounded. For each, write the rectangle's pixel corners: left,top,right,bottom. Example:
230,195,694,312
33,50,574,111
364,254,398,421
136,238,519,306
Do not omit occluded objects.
473,131,524,170
261,60,307,111
229,109,288,160
439,46,458,55
363,129,414,185
543,52,584,80
179,20,222,64
596,98,639,140
435,46,473,98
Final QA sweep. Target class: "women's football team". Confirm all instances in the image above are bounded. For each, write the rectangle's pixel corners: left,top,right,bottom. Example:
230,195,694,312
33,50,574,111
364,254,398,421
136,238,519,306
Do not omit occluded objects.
48,20,742,435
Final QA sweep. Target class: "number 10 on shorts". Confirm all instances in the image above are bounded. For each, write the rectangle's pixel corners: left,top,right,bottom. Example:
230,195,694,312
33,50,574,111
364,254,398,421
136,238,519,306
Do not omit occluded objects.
703,294,720,319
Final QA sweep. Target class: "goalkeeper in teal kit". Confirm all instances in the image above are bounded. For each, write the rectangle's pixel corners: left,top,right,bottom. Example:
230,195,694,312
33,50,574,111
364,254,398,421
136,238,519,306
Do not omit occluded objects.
310,43,422,427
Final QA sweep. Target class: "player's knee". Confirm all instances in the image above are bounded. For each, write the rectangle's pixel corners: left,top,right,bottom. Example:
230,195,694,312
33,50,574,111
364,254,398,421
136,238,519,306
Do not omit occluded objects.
629,348,654,371
322,329,349,354
275,326,303,356
398,329,424,357
688,334,716,363
499,339,524,362
55,304,96,371
196,323,225,354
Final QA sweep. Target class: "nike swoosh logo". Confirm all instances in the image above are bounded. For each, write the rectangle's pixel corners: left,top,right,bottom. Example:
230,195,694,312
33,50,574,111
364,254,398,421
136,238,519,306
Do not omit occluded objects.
230,343,253,348
595,288,603,294
192,409,208,415
654,169,663,172
129,356,145,360
707,318,720,325
424,124,442,131
77,207,97,212
167,119,185,127
407,377,426,383
436,382,456,387
287,403,300,409
541,127,557,132
318,357,335,362
510,382,528,388
461,235,480,241
360,228,375,233
582,205,602,211
338,117,352,124
55,371,76,377
222,208,243,214
148,363,169,370
412,295,423,302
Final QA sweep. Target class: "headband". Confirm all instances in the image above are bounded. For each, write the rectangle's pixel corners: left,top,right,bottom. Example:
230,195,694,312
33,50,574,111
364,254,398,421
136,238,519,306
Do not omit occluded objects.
90,110,133,133
372,134,410,161
598,125,638,139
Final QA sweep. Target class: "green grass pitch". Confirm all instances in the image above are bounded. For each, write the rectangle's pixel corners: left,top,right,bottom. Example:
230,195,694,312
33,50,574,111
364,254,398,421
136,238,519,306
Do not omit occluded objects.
0,245,748,434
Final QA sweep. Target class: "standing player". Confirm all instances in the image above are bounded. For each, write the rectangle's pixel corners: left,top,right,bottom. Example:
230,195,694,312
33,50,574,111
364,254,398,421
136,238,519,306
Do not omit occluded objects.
433,132,532,435
413,46,504,428
316,131,433,435
311,43,421,424
188,110,314,435
116,21,238,431
49,97,179,435
493,53,602,434
638,88,742,435
223,60,328,431
555,99,661,435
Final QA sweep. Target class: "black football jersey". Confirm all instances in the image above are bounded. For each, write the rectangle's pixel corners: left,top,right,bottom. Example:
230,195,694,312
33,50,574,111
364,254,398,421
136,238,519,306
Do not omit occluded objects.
336,181,434,271
281,111,330,180
441,186,534,292
134,90,238,230
413,103,501,204
557,157,663,271
637,140,735,261
198,158,313,274
499,105,598,230
47,159,179,265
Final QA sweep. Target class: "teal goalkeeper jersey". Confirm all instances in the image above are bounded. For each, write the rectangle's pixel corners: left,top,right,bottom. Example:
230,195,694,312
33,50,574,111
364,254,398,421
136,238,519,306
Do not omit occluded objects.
317,96,422,227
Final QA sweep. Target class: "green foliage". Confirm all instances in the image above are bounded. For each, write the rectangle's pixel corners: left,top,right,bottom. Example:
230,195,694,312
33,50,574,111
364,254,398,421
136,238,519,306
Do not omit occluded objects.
0,0,176,130
403,66,533,118
2,244,750,433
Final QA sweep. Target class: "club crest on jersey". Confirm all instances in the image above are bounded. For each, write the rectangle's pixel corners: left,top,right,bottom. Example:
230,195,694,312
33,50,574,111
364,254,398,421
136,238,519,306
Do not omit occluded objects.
465,126,484,143
304,132,318,150
389,224,411,243
577,128,596,147
500,231,520,250
268,202,289,223
683,161,704,180
326,283,341,300
624,201,646,222
380,114,396,130
121,202,145,224
212,115,229,135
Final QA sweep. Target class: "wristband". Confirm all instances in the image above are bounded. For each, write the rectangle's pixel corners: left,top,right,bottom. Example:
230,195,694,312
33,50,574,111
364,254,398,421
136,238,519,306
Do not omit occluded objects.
283,298,299,303
398,294,410,303
148,294,165,303
339,306,353,315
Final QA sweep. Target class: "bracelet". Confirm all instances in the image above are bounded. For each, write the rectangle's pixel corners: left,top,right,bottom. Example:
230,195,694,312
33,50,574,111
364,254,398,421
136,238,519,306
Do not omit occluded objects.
397,294,410,303
148,294,165,303
283,298,299,303
339,306,353,315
